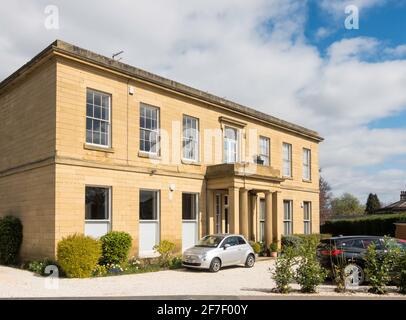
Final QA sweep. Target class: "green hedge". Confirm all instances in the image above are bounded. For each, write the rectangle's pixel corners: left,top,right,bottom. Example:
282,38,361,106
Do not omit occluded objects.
0,216,23,265
320,212,406,236
281,234,332,251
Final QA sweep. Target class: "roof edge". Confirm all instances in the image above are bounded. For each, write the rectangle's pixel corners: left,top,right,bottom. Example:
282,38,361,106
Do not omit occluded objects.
0,39,324,142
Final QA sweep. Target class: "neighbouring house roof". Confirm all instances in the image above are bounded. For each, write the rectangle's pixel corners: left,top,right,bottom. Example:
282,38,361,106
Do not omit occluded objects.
0,40,323,142
376,191,406,213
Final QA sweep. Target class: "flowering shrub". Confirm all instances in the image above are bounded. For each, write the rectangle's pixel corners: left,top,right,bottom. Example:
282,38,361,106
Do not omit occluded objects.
153,240,176,267
27,259,61,276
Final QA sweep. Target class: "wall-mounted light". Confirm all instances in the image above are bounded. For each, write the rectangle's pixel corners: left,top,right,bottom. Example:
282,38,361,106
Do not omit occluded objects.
128,86,134,95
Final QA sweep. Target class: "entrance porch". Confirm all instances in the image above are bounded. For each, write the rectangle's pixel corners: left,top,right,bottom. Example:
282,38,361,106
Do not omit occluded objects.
205,163,284,247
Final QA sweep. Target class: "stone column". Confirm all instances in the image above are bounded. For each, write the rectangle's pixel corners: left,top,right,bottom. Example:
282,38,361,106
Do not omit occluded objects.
239,188,249,239
265,191,273,247
228,187,240,234
250,193,257,241
272,191,282,245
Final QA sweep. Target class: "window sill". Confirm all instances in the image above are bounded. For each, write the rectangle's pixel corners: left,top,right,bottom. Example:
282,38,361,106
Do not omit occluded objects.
283,176,293,180
138,151,161,160
181,159,202,166
84,143,114,153
302,179,312,183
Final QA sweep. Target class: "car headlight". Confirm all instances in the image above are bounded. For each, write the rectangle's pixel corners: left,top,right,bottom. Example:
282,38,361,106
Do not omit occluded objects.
199,253,207,259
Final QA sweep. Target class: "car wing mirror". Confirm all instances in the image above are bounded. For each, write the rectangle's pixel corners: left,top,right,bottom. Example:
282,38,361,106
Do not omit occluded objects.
223,244,230,250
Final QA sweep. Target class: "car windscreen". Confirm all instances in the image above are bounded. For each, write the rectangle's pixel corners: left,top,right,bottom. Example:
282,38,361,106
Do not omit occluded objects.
196,235,224,248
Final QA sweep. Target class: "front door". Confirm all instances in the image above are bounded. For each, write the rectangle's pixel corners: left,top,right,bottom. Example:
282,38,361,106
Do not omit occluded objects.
139,190,160,257
215,194,222,234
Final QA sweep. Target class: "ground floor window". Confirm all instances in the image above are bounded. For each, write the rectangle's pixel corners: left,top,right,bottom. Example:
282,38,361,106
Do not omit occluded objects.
283,200,293,235
182,193,198,220
85,186,111,238
139,190,160,256
303,201,311,235
182,193,199,251
140,190,159,220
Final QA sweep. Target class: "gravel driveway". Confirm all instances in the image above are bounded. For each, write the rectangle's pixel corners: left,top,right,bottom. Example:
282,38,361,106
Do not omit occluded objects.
0,260,405,298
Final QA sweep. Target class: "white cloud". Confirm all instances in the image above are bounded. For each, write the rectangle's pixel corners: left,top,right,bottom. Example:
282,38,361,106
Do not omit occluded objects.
0,0,405,203
384,44,406,58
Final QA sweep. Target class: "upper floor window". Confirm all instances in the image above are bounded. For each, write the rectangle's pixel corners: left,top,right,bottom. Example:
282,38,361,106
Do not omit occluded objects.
183,115,199,162
282,143,292,177
257,136,270,165
140,103,159,154
224,126,239,163
303,148,311,181
86,89,111,147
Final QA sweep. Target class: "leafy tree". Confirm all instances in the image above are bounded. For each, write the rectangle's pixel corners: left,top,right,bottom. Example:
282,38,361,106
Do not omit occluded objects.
365,193,381,214
319,173,333,224
331,193,364,216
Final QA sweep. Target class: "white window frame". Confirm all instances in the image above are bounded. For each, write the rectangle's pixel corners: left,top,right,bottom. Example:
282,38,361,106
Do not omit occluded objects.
303,201,312,235
223,126,240,163
86,89,111,148
84,185,112,225
282,143,292,177
303,148,311,181
283,200,293,235
258,136,270,166
139,103,160,155
182,115,199,162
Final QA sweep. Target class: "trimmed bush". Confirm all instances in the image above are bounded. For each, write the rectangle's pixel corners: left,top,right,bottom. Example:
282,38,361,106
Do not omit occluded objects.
321,212,406,236
100,231,132,265
0,216,23,265
57,234,101,278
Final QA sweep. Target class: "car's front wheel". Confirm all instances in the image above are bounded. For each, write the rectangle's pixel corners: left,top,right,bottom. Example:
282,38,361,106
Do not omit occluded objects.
245,254,255,268
209,258,221,272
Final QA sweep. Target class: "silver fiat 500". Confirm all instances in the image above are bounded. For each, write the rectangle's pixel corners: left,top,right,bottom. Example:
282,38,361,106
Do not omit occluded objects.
182,234,255,272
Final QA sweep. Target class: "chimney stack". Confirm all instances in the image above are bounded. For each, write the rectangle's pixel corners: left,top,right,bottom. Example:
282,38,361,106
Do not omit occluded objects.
401,191,406,201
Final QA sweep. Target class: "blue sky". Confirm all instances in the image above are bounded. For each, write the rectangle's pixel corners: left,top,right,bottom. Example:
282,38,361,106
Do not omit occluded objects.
0,0,405,204
307,1,406,49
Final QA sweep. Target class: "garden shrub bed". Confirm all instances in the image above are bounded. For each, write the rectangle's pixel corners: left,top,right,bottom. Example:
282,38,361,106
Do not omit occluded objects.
321,212,406,236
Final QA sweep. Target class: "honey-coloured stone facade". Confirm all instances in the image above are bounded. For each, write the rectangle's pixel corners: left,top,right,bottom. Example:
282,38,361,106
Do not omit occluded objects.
0,41,323,260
